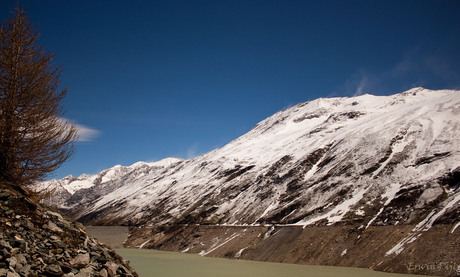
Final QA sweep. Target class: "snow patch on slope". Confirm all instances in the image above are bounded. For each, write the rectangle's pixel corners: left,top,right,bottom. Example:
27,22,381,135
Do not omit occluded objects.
365,183,402,230
386,193,460,256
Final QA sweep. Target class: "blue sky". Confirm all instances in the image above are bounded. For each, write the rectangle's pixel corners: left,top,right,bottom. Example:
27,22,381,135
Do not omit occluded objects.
1,1,459,179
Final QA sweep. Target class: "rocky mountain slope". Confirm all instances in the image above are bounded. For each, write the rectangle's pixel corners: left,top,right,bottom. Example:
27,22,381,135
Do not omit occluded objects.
40,87,460,276
0,186,138,277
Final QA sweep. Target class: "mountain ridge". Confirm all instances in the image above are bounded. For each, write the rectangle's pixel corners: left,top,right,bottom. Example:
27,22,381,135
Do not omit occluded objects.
38,87,460,276
40,87,460,228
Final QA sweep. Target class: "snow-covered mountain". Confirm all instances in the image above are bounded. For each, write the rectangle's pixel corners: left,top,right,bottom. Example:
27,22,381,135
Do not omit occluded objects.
42,88,459,233
36,157,183,207
38,87,460,275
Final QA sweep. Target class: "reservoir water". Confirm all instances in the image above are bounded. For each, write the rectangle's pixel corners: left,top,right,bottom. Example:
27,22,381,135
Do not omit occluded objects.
116,248,422,277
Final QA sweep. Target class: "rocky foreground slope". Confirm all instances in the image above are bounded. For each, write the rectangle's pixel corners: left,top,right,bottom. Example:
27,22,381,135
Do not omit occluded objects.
0,186,138,277
40,88,460,276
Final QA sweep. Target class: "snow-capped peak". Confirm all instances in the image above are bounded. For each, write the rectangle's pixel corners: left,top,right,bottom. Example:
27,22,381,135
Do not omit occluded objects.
36,157,184,207
140,157,184,168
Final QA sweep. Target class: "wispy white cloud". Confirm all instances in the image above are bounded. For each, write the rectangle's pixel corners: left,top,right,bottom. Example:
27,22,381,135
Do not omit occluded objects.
186,144,199,159
425,55,460,87
59,118,101,142
354,76,368,97
344,70,375,96
345,71,372,97
74,123,101,142
341,44,460,96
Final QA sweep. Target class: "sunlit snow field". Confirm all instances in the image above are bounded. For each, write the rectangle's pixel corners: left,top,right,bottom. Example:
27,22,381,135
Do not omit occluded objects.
116,248,424,277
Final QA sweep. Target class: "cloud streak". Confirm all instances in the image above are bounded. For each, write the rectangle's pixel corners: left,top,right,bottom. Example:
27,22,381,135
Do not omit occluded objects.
59,118,101,142
345,71,372,97
342,44,460,96
186,144,199,159
74,123,101,142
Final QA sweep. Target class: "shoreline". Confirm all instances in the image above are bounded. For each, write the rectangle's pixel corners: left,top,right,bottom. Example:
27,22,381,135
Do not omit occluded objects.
86,224,459,276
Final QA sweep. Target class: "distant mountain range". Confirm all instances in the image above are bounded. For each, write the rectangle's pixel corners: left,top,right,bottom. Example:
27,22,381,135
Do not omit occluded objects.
38,87,460,274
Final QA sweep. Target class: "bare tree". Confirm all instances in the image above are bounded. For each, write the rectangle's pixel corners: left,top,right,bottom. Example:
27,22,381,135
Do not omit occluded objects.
0,8,77,187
